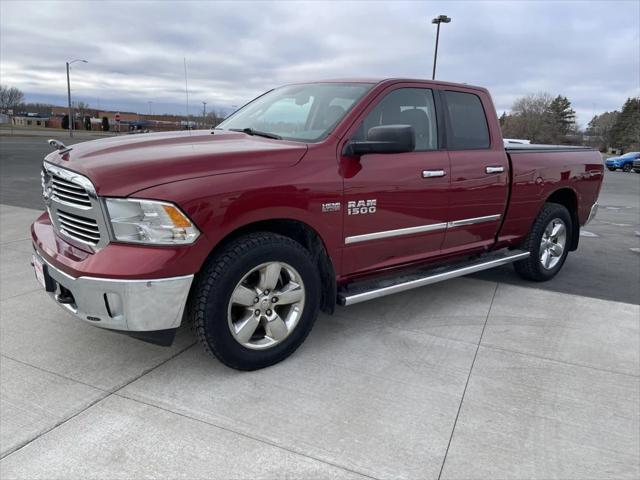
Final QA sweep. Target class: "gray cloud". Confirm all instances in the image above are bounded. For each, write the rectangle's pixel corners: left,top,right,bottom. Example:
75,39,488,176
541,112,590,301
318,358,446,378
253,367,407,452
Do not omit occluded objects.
1,0,638,125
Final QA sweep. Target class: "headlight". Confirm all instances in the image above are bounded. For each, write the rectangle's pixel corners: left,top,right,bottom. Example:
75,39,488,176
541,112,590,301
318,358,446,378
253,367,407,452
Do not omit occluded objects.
105,198,200,245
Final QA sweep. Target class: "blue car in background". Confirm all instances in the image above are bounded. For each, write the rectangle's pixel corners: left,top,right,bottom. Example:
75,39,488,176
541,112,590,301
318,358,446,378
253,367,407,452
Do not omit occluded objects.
605,151,640,172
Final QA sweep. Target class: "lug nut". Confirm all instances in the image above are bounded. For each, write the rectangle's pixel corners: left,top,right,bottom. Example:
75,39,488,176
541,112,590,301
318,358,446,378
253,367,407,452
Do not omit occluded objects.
272,297,278,303
266,309,272,316
254,309,261,316
264,289,270,295
254,297,259,304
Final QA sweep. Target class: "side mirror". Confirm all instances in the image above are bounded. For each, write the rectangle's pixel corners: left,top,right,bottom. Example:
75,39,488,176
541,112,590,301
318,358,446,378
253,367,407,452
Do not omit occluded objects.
346,125,416,155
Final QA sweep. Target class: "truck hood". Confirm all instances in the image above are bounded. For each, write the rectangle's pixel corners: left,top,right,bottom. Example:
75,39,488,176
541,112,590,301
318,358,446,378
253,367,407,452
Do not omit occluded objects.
45,130,308,196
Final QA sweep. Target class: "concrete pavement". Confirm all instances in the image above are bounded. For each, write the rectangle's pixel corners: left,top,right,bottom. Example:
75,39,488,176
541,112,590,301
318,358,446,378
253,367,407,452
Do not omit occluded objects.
0,204,638,479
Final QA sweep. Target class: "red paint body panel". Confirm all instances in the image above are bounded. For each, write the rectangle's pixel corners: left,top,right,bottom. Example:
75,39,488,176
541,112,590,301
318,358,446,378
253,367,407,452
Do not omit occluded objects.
497,149,604,247
46,130,308,197
32,79,604,289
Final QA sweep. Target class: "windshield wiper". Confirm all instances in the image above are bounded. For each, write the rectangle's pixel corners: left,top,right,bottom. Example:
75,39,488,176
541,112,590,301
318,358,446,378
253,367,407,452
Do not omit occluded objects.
229,128,282,140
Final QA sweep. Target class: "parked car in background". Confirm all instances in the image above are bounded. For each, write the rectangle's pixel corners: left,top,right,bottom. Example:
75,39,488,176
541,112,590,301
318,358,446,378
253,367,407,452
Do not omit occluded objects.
605,151,640,172
633,158,640,173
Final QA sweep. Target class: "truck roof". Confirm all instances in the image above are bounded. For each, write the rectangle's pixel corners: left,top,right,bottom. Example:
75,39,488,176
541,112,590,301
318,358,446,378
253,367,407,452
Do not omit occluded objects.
291,78,488,92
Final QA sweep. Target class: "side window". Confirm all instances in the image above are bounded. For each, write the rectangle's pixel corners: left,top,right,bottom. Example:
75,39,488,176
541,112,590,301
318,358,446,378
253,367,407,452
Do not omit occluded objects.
444,91,490,149
354,88,438,151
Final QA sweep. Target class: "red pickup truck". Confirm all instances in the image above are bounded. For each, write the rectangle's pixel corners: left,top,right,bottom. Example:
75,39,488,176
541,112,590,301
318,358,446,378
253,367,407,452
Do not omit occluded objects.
32,79,603,370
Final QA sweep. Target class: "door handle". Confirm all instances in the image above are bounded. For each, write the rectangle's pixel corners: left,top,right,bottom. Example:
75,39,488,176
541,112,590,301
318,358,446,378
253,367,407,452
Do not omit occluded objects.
422,170,446,178
485,166,505,174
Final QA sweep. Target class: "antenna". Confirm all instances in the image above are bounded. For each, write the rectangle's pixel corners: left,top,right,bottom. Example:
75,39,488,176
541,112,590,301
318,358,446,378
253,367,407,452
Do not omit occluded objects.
184,57,191,133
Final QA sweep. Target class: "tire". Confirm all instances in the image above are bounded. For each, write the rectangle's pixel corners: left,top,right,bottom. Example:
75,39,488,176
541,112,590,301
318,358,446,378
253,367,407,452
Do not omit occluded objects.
190,232,321,370
514,203,572,282
622,164,632,172
634,169,640,174
607,167,616,171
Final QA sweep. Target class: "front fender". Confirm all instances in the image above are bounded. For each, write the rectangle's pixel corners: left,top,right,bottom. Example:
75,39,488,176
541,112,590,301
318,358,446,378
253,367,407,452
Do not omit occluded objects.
133,163,344,275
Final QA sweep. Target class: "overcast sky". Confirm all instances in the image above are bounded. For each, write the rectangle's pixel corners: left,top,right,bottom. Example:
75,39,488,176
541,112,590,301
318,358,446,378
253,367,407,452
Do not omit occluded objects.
1,0,638,125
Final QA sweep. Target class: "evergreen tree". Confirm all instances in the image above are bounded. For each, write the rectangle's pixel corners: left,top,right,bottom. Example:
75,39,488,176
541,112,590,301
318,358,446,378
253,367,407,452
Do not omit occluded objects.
499,111,507,127
61,114,69,130
610,97,640,151
546,95,576,141
101,116,110,132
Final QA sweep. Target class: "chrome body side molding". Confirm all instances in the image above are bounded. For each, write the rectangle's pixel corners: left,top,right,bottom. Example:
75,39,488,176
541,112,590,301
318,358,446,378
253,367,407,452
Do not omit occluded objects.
447,214,501,228
345,214,502,244
345,222,447,245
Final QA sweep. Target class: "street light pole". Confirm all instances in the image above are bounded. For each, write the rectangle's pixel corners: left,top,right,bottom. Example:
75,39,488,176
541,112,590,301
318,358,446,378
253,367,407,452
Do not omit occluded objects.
66,59,88,138
202,101,207,128
431,15,451,80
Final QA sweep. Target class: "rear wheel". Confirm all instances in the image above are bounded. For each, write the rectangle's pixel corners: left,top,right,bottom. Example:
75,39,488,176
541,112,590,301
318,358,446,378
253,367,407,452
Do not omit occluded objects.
514,203,572,281
190,232,320,370
607,167,616,171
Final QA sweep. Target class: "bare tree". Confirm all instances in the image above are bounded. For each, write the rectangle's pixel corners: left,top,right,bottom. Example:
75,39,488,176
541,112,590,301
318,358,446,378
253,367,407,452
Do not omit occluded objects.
502,93,554,142
0,85,24,113
74,101,90,119
586,111,619,150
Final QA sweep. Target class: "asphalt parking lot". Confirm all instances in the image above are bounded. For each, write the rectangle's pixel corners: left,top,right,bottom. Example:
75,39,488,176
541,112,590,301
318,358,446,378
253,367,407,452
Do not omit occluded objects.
1,134,639,479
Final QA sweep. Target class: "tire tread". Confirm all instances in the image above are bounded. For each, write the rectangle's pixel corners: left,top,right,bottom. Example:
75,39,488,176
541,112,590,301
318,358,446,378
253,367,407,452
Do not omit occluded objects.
189,232,318,370
514,202,571,282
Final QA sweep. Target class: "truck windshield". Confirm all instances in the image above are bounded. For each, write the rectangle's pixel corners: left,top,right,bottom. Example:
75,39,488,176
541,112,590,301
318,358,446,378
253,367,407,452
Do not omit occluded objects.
217,83,373,142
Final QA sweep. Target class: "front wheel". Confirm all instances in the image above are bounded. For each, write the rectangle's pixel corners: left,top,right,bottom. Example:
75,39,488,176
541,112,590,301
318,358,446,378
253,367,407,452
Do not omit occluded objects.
607,167,616,171
514,203,572,282
190,232,321,370
622,164,632,172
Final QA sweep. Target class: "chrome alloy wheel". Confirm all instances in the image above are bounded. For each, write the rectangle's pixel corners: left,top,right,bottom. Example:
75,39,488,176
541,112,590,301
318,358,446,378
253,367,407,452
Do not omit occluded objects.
539,218,567,270
227,261,305,350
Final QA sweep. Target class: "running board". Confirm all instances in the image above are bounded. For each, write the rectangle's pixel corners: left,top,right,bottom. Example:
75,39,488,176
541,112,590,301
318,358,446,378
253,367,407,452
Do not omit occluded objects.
338,250,529,306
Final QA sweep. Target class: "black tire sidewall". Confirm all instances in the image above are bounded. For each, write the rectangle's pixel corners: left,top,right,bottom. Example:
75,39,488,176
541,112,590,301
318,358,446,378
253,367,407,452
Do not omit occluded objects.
530,205,572,280
200,238,320,369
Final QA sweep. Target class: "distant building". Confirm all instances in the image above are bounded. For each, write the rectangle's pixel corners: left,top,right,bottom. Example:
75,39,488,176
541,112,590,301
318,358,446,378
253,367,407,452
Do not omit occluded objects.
11,113,50,127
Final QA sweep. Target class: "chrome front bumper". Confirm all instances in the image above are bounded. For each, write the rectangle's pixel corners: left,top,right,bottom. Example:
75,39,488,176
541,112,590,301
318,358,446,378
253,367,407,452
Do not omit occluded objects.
33,249,194,333
585,202,598,225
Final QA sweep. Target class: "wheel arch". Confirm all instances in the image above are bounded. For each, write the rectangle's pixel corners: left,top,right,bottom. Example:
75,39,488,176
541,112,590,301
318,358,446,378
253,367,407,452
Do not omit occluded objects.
545,187,580,251
201,218,337,314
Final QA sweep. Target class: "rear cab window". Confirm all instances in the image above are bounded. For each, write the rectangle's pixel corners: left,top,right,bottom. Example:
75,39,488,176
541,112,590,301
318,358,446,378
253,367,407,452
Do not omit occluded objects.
444,90,490,149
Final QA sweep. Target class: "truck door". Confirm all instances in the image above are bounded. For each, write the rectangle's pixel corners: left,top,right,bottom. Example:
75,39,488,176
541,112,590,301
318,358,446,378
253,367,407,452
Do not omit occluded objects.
440,89,509,254
340,86,450,275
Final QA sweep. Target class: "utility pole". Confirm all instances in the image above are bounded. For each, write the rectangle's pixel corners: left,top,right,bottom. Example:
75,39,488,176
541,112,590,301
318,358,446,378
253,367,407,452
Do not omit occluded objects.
65,59,88,138
202,101,207,128
431,15,451,80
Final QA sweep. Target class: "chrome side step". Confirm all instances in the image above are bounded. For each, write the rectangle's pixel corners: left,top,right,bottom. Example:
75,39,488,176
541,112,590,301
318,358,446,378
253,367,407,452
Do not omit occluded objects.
338,250,529,306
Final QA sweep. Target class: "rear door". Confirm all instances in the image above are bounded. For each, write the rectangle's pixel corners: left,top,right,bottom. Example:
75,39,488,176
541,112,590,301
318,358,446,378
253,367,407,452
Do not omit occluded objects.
340,86,450,275
440,89,509,253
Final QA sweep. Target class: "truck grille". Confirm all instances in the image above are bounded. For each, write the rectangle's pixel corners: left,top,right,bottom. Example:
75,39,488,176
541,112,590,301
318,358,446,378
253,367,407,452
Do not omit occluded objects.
56,210,101,245
42,162,107,249
50,174,92,208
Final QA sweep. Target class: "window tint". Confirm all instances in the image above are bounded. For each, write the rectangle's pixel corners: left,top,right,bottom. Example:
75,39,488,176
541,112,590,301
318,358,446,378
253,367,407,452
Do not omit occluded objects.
444,91,490,149
354,88,438,151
